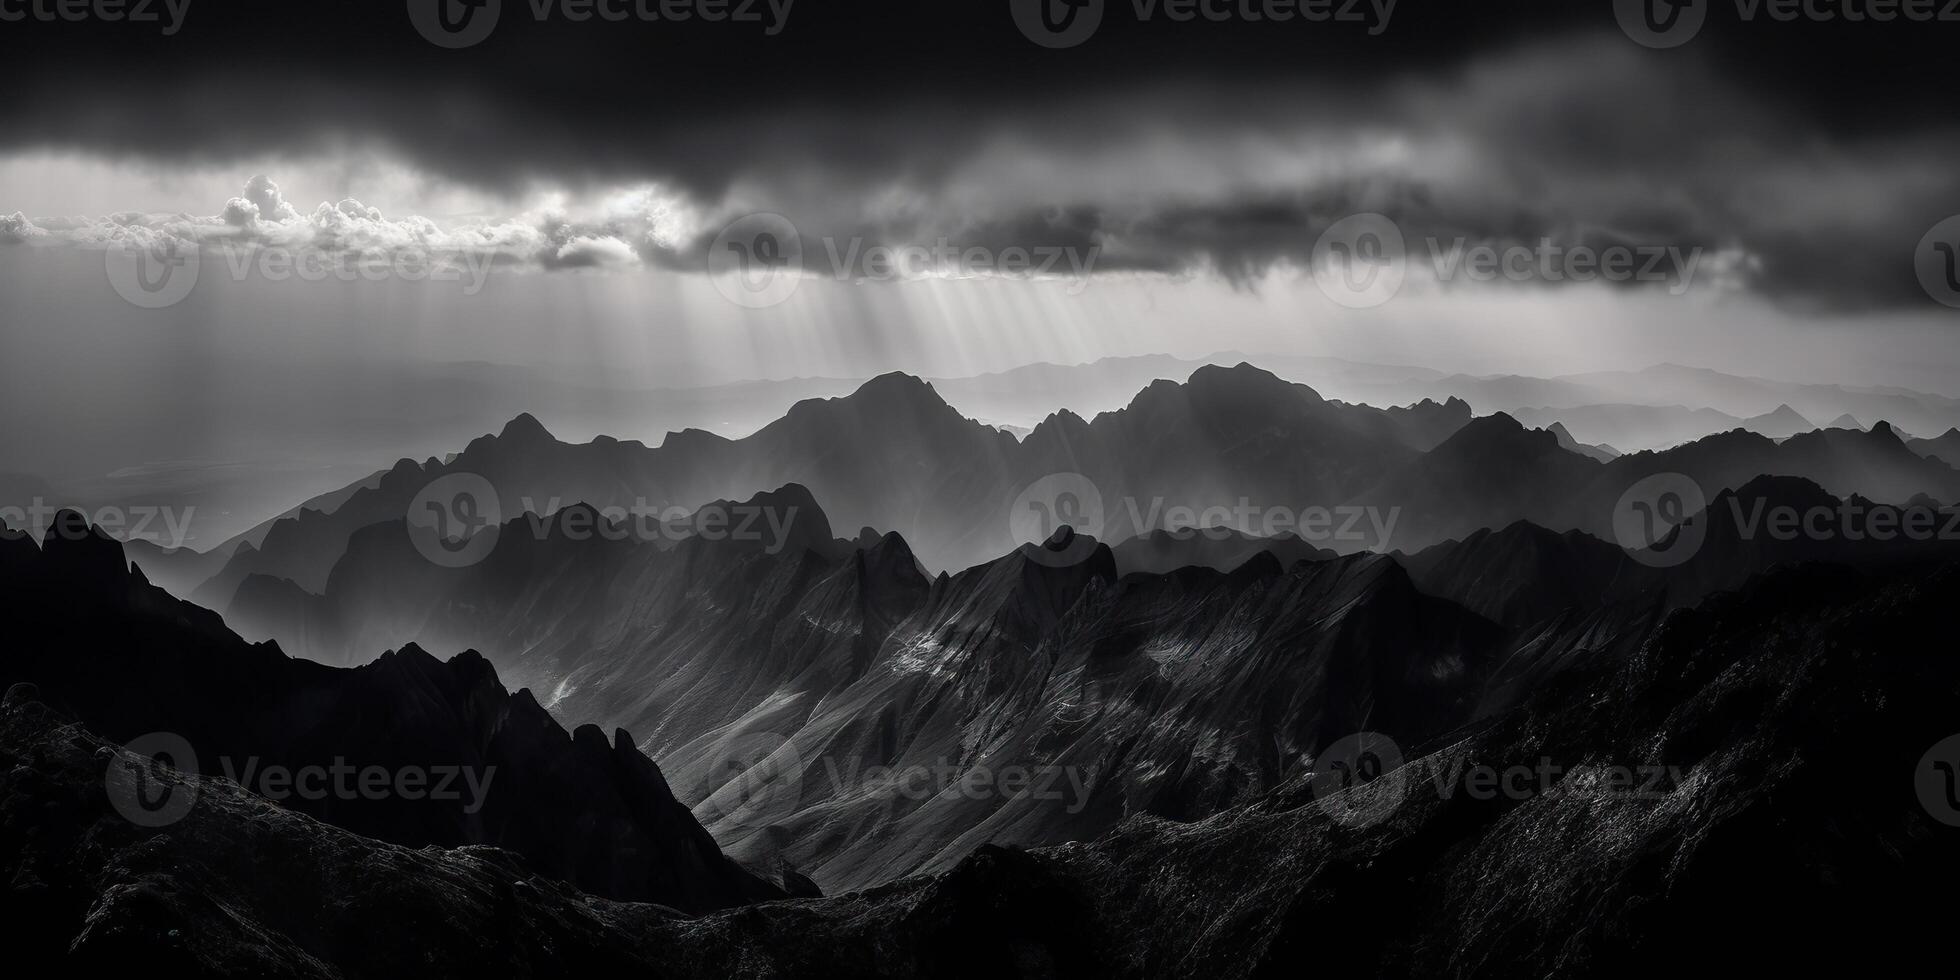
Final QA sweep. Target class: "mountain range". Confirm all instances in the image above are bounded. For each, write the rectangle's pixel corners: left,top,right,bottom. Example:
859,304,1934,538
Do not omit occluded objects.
209,472,1960,892
16,354,1959,552
127,363,1960,624
8,547,1953,975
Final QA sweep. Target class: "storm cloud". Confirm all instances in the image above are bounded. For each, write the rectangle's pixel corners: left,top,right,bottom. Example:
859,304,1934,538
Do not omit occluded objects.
3,1,1959,307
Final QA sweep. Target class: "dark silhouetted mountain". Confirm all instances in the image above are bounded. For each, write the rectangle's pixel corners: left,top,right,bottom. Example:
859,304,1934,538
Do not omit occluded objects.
1380,395,1475,451
922,350,1449,432
1635,474,1960,606
175,365,1960,622
0,512,782,912
180,364,1479,609
1355,418,1960,552
1349,413,1605,550
1404,474,1960,623
193,361,1960,609
1601,421,1960,513
1013,362,1448,546
1397,521,1649,628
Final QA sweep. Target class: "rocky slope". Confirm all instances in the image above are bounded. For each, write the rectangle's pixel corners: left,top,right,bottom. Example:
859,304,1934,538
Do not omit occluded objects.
226,483,1519,894
224,472,1960,895
0,512,782,912
8,561,1955,976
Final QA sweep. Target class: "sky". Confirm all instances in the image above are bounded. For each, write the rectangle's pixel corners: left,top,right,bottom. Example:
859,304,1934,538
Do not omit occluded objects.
3,0,1959,504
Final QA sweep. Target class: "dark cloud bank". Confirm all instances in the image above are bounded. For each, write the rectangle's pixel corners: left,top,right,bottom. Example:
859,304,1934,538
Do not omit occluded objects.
5,0,1960,308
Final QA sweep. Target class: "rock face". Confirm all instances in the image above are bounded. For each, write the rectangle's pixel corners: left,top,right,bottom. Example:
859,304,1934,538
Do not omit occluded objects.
223,490,1512,893
6,561,1957,976
217,474,1960,895
0,697,686,977
0,513,781,913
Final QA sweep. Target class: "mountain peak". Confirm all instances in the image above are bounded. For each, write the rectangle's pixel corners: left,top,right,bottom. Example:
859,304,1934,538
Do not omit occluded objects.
1712,475,1843,520
499,412,554,443
686,483,835,556
853,372,944,404
1452,412,1529,440
38,510,128,584
1042,526,1079,550
1186,361,1322,400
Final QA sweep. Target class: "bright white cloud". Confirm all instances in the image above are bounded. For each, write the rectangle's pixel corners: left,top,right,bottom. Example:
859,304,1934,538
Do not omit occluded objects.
4,174,694,278
0,211,47,243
